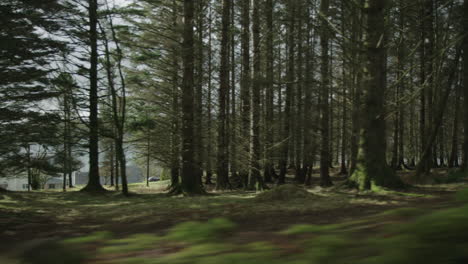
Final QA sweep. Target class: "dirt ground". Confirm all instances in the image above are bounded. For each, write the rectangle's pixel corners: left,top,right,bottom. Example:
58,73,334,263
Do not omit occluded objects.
0,168,466,263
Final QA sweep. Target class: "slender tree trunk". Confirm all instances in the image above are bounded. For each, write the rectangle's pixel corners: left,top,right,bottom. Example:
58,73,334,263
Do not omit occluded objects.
146,127,150,187
249,0,265,190
264,0,275,183
294,0,305,184
106,6,128,195
319,0,332,187
205,2,213,185
26,142,32,192
339,62,348,175
397,10,406,169
304,2,316,185
449,76,461,167
194,0,205,187
82,0,105,193
279,0,296,185
416,48,461,178
217,0,231,190
240,0,251,187
170,55,181,191
230,0,237,179
462,0,468,172
349,1,363,175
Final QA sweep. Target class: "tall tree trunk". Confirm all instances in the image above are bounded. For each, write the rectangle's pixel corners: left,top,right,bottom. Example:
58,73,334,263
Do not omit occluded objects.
205,2,214,185
217,0,231,190
181,0,204,195
106,5,128,196
319,0,332,187
397,7,406,169
349,0,364,175
279,0,296,185
348,0,403,190
294,0,305,183
230,0,237,179
449,77,461,167
415,48,461,178
82,0,105,193
194,0,205,188
419,0,435,174
304,1,316,185
249,0,264,190
240,0,251,187
170,35,180,191
264,0,275,183
463,0,468,172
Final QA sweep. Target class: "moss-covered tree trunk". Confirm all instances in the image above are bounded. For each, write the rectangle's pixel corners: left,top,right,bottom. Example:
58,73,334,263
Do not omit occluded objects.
348,0,403,190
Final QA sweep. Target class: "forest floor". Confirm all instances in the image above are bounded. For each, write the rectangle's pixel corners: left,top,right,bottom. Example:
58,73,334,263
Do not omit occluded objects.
1,168,468,264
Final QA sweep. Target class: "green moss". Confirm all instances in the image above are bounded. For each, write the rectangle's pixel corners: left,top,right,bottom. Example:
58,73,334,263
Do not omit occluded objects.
281,224,341,235
366,205,468,264
302,235,351,263
154,243,233,264
348,163,370,190
167,218,236,243
63,231,112,245
379,207,426,218
99,233,162,254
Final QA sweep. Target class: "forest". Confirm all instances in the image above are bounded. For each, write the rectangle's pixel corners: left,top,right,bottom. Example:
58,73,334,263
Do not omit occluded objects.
1,0,468,263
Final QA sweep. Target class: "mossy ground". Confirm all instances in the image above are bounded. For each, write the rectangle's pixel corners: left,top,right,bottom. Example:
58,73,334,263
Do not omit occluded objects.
0,168,467,263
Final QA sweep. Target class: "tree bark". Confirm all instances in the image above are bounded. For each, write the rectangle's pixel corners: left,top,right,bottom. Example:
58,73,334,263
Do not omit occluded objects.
240,0,251,187
249,0,264,190
82,0,105,193
449,75,461,167
216,0,231,190
181,0,204,195
462,0,468,172
264,0,275,183
348,0,403,190
319,0,332,187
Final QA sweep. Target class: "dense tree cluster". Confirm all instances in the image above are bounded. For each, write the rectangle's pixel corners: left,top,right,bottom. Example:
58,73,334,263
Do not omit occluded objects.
1,0,467,194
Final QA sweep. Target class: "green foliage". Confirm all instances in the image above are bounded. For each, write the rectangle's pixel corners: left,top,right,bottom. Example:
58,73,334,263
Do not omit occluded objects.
167,218,236,243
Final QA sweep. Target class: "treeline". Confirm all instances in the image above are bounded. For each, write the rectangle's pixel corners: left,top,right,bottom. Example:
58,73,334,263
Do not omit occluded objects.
0,0,467,195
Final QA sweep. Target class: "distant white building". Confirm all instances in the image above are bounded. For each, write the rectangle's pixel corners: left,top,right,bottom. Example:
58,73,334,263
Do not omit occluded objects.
0,172,77,191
